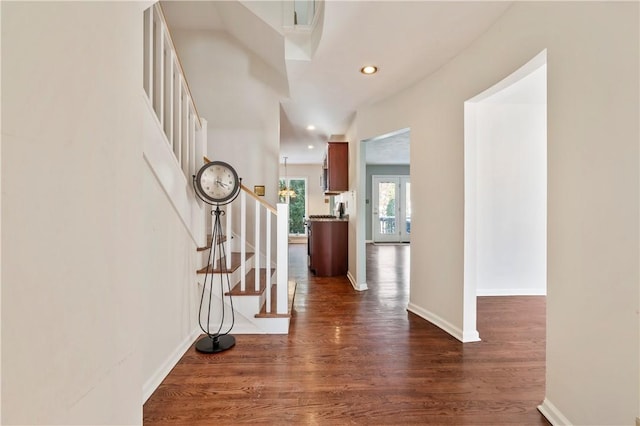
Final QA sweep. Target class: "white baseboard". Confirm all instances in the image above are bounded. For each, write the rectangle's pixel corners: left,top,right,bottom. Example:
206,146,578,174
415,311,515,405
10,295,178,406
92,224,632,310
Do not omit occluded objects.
347,270,368,291
143,327,200,403
407,303,481,343
538,398,573,426
476,288,547,296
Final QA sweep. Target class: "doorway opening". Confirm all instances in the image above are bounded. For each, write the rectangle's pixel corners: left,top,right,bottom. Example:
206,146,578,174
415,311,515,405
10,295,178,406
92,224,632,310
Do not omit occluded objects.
357,128,411,292
463,50,547,341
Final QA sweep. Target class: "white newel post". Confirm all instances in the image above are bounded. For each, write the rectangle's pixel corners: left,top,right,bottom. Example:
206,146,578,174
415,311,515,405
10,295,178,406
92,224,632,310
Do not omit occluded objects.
240,191,246,291
265,211,272,313
254,200,261,291
276,203,289,314
226,202,232,270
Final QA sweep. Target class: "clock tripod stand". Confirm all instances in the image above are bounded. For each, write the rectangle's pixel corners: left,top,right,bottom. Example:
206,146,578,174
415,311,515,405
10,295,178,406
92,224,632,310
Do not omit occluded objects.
195,204,235,353
192,160,241,354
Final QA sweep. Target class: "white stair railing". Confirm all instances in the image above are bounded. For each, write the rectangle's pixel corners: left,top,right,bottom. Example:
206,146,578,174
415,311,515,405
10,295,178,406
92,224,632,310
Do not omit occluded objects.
143,3,208,247
143,3,202,181
145,3,291,318
225,186,288,314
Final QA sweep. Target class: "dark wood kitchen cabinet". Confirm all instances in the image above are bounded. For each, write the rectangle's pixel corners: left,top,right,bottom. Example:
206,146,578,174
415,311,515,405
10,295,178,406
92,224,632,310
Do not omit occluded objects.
308,219,348,277
323,142,348,194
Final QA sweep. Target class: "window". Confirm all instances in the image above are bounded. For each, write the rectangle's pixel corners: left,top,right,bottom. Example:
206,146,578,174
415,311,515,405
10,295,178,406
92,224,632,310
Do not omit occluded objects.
279,177,307,235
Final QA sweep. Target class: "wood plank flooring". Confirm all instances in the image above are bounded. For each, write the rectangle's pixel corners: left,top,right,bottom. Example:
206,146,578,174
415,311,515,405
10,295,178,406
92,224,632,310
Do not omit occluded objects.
144,243,549,425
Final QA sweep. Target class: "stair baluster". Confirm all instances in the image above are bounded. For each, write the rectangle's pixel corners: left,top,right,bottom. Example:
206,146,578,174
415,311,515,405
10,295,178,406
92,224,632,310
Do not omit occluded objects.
254,199,261,292
265,210,272,313
240,190,247,292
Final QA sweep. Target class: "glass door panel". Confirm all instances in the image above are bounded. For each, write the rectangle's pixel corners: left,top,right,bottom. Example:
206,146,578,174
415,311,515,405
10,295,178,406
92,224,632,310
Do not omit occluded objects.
379,182,397,236
373,177,398,242
372,175,410,243
402,179,411,241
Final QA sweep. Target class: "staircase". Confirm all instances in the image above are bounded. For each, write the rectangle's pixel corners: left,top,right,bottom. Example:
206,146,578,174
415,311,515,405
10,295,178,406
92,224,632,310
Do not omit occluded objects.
195,185,296,334
143,3,296,335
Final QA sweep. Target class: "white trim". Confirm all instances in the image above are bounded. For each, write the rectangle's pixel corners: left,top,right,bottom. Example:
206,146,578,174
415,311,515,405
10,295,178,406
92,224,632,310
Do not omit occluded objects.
538,398,573,426
142,93,205,247
407,302,481,343
347,270,368,291
476,289,547,296
143,327,200,403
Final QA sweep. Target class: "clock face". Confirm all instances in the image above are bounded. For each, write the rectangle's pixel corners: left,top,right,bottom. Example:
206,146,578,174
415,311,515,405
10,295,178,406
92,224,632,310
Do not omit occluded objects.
195,161,240,204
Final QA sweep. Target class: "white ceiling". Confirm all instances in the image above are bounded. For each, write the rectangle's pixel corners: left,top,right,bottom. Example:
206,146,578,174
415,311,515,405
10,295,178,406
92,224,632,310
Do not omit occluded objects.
162,1,513,165
365,129,410,165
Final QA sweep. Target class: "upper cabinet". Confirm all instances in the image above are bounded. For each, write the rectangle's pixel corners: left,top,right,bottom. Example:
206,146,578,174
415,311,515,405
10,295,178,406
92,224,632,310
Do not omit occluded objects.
323,142,348,194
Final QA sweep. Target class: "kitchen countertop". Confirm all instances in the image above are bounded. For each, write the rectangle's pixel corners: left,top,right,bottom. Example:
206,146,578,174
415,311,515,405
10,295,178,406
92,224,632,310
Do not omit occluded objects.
306,216,349,222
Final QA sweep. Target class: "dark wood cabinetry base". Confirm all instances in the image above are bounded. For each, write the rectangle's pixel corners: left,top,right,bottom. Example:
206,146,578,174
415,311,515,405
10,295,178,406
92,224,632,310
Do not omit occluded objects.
308,220,347,276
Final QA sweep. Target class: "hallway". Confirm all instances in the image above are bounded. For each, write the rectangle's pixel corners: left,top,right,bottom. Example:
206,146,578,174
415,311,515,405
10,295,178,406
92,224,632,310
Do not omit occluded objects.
144,243,548,425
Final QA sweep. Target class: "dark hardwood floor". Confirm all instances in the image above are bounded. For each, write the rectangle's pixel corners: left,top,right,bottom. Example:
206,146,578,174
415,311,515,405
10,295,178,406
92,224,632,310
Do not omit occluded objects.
144,243,549,425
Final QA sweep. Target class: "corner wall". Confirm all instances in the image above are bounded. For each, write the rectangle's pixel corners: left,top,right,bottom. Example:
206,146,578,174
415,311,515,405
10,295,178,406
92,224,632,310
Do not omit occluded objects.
468,63,547,297
355,2,639,424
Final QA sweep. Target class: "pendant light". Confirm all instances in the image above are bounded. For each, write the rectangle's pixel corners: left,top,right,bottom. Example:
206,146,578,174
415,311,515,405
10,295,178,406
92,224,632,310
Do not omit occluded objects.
278,157,296,200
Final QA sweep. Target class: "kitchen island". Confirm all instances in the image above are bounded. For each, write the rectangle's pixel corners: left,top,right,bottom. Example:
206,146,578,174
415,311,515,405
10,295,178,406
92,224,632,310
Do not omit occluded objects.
307,216,348,277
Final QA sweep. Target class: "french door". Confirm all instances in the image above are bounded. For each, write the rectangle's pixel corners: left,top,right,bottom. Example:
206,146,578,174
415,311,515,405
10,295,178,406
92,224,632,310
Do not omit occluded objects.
372,175,411,243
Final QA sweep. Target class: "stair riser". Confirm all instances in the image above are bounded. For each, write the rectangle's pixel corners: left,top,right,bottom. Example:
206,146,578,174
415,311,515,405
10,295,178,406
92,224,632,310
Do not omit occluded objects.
195,292,289,334
228,235,276,270
196,251,285,333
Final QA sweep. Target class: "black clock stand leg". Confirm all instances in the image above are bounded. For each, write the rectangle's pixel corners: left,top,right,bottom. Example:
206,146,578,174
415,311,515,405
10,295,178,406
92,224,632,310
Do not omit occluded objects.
195,205,236,354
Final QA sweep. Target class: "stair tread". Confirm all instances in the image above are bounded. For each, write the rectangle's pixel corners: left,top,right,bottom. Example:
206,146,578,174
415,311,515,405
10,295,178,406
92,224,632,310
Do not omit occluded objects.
255,280,297,318
225,268,275,296
197,235,228,252
197,252,253,274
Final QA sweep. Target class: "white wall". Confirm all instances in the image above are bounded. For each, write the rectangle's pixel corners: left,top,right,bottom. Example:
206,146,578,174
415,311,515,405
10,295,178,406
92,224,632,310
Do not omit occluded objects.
470,64,547,296
2,3,145,424
2,2,207,424
170,30,281,208
345,121,366,290
170,30,282,254
355,2,638,425
141,161,201,400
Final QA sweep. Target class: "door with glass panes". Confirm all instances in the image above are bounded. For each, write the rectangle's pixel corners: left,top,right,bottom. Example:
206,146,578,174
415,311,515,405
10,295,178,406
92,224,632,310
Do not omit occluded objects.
372,175,411,243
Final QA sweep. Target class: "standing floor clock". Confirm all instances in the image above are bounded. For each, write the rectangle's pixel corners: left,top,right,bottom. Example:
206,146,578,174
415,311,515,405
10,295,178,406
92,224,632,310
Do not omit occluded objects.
193,160,241,354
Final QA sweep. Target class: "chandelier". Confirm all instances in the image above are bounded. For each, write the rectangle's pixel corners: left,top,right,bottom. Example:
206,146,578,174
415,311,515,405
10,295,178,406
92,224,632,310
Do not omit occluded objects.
278,157,296,199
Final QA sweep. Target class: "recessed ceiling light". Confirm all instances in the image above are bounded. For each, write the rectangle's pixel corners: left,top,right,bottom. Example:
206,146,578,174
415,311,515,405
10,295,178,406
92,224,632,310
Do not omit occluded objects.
360,65,378,75
308,145,314,149
306,125,316,130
